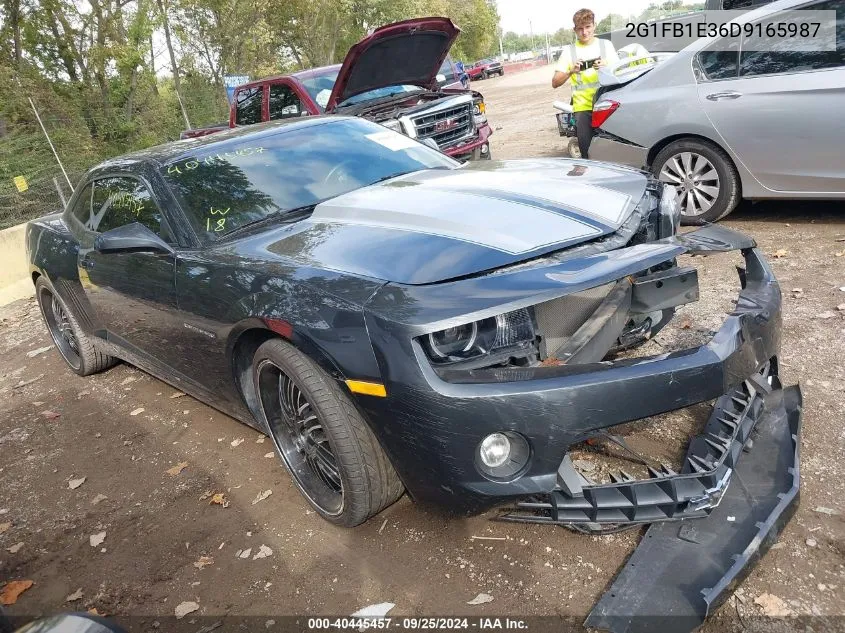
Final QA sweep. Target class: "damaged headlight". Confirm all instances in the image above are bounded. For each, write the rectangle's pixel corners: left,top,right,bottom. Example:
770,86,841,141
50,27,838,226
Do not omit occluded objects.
423,308,535,364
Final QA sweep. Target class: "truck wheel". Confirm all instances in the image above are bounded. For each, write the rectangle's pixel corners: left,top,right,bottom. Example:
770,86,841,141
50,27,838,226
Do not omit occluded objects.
35,277,117,376
653,139,740,225
567,138,581,159
481,70,488,80
253,338,404,527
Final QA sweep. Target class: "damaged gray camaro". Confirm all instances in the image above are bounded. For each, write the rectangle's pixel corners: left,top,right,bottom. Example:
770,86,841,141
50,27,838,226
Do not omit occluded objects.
27,120,801,633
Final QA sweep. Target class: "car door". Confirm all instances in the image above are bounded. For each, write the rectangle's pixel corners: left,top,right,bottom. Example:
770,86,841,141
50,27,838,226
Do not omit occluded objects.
76,174,180,365
697,0,845,192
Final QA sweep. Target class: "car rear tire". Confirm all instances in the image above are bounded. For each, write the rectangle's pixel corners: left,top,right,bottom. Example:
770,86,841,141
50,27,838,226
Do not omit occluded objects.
652,139,740,225
253,338,404,527
35,277,117,376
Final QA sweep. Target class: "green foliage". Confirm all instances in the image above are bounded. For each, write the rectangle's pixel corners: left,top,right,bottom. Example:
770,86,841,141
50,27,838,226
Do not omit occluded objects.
0,0,501,226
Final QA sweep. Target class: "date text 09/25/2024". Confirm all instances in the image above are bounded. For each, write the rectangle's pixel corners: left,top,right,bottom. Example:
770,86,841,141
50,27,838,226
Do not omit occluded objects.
307,618,528,630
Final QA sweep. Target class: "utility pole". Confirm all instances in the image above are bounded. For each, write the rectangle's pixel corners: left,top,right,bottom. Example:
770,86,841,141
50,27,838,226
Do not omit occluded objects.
529,20,536,51
29,97,72,191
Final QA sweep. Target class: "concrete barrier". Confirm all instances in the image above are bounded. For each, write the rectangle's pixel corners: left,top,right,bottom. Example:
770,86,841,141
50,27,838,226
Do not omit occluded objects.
0,222,34,307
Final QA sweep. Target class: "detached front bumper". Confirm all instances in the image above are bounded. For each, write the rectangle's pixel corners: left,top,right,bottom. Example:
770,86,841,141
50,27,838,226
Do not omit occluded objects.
360,226,786,513
585,384,801,633
359,224,800,633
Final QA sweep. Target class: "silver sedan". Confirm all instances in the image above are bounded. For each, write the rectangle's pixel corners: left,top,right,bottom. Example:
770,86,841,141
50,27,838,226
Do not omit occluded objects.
589,0,845,224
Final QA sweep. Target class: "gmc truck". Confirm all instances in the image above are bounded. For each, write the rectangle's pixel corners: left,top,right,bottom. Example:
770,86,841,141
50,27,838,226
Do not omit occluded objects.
181,18,493,161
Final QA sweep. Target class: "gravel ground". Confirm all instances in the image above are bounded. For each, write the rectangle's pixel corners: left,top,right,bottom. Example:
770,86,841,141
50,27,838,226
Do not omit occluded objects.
1,65,844,628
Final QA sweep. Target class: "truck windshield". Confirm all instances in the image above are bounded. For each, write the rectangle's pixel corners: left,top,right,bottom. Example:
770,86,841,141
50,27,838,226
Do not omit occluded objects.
161,118,458,240
299,69,420,110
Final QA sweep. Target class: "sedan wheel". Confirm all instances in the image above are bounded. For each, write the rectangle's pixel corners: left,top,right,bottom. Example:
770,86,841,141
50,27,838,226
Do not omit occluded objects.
252,338,404,526
658,152,720,218
652,139,740,225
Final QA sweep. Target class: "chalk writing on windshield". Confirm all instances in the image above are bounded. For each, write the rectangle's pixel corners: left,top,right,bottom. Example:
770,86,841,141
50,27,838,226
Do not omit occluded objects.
205,206,230,232
167,147,266,175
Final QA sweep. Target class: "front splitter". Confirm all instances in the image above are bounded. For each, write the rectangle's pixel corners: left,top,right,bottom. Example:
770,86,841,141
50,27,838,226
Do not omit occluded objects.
585,384,802,633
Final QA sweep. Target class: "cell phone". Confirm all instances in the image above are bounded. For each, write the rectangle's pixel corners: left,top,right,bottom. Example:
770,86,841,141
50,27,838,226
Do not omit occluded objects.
581,57,601,69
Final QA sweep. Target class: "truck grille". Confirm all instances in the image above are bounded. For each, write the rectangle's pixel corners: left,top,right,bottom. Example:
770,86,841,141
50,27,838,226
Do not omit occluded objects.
412,103,473,148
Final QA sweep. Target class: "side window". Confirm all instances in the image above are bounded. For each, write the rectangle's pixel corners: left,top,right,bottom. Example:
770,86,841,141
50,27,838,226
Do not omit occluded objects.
739,0,845,77
68,184,93,224
91,177,174,243
696,38,740,80
235,86,263,125
268,84,303,120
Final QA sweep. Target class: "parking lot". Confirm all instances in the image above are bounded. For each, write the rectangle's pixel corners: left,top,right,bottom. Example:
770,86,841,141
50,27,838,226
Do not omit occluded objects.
1,65,844,627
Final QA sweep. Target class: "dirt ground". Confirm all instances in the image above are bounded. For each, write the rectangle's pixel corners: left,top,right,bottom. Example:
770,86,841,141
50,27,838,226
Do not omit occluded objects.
2,65,844,628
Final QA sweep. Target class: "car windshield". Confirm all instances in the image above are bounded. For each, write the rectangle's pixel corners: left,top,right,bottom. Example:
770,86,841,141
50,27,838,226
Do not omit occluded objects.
299,69,420,111
161,118,458,240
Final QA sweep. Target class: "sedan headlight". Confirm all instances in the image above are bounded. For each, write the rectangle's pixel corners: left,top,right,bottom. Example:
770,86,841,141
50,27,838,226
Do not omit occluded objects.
422,308,535,364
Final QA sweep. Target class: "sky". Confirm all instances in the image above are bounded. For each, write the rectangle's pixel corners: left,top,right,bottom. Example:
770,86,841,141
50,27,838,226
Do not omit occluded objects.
497,0,669,34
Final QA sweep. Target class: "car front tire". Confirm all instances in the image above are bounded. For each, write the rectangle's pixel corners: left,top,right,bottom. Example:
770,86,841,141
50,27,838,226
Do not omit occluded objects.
652,138,740,225
253,338,404,527
35,277,117,376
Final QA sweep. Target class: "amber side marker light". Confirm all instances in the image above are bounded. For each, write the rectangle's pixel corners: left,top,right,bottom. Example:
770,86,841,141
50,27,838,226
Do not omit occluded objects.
345,380,388,397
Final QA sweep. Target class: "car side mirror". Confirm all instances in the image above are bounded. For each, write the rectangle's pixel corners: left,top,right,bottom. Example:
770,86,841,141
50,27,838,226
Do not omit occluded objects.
94,222,174,255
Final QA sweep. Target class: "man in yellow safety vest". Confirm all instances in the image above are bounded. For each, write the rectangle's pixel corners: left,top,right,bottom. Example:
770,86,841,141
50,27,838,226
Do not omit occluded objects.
552,8,619,159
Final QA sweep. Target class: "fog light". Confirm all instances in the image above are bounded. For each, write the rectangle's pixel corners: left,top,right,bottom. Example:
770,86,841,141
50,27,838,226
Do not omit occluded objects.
480,143,489,155
479,433,511,468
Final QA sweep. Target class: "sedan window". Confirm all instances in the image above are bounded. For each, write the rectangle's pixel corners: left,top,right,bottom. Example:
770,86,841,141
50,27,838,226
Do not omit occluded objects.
161,118,458,240
739,0,844,77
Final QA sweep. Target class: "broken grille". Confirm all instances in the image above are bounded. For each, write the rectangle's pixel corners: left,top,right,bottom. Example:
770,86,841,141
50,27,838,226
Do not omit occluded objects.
500,362,774,529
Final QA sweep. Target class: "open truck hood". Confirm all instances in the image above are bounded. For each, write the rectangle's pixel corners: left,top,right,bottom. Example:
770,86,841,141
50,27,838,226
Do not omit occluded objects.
326,17,460,112
251,160,648,285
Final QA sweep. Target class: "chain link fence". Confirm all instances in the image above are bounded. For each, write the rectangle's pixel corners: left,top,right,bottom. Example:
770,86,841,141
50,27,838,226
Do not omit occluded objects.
0,119,86,230
0,82,230,231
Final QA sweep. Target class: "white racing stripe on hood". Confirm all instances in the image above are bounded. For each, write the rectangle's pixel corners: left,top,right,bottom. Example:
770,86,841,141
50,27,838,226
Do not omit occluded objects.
423,169,633,226
312,186,603,255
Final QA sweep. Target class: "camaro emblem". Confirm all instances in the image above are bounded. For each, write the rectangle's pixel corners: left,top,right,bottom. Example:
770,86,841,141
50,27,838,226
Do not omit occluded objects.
434,118,457,133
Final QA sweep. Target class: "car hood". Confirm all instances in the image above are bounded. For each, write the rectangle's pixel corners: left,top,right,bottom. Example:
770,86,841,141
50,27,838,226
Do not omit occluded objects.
326,17,459,111
249,159,648,285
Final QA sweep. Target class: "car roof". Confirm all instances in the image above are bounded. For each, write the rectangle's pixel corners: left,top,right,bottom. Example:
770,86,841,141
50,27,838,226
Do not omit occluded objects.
90,116,344,173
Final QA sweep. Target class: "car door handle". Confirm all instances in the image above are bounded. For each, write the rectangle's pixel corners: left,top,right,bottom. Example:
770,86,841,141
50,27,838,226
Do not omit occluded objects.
706,91,742,101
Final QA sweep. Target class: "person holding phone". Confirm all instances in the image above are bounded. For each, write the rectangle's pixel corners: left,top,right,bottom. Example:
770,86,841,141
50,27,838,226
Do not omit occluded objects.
552,9,619,159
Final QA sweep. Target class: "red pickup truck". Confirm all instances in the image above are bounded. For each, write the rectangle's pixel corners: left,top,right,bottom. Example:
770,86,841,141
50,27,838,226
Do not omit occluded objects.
181,18,493,161
467,58,505,80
